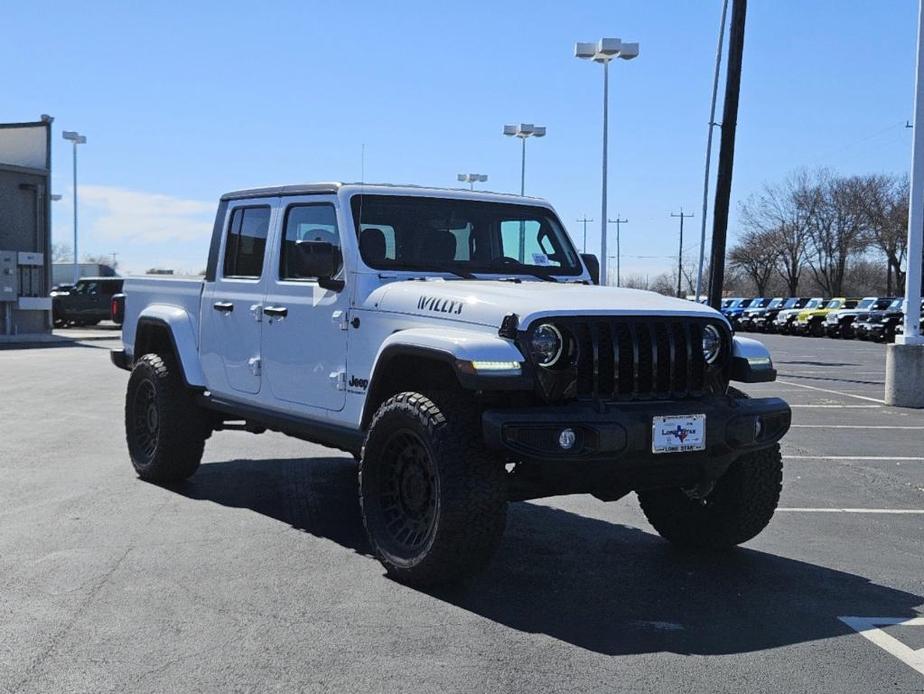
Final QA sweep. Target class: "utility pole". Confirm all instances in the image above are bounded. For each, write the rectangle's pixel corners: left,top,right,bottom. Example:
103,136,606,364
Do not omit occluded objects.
576,216,593,252
671,209,694,298
707,0,747,310
607,216,628,286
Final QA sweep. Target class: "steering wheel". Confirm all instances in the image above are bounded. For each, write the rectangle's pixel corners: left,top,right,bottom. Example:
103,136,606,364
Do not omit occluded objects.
489,256,521,268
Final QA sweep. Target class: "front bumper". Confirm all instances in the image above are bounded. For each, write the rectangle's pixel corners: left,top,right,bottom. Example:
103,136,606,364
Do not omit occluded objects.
482,394,790,472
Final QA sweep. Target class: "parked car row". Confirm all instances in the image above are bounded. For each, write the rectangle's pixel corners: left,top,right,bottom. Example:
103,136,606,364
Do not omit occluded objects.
725,295,924,343
50,277,124,328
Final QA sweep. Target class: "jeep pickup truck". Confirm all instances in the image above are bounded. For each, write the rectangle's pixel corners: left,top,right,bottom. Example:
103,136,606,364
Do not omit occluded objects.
112,183,790,586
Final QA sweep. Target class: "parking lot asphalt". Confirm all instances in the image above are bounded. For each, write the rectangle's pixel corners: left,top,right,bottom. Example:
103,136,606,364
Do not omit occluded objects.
1,331,922,693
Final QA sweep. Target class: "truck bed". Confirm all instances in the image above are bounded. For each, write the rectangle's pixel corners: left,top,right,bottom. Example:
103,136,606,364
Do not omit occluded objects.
121,276,204,356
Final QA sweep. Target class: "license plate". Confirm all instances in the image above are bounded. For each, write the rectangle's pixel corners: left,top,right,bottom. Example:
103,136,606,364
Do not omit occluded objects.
651,414,706,454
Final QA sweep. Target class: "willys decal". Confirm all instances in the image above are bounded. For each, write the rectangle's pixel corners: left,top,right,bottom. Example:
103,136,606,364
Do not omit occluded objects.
417,295,464,315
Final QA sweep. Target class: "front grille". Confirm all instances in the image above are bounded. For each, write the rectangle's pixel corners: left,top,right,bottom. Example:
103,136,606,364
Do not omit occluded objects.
566,318,712,400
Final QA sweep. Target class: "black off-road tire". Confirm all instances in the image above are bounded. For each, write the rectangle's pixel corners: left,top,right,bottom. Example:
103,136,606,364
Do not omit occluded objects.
125,353,208,483
359,391,507,586
637,443,782,549
810,320,825,337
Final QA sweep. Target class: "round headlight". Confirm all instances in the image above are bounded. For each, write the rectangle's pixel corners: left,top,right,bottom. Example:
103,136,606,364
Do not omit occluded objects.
702,324,722,365
530,323,563,367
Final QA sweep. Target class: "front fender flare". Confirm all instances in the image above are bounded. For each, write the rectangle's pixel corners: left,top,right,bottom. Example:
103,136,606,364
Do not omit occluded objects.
135,305,206,388
361,328,529,427
730,336,776,383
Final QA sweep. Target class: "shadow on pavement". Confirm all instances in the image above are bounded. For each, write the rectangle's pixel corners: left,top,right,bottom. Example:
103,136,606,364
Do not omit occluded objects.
175,456,923,657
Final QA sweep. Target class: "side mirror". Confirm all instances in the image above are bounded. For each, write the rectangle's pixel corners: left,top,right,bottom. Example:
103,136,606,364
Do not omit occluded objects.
580,253,600,285
294,240,344,291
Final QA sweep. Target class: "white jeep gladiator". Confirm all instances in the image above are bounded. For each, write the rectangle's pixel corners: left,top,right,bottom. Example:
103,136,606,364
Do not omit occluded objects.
112,183,791,585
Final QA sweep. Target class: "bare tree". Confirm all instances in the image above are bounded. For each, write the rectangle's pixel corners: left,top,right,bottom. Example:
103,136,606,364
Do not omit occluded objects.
51,242,72,263
83,253,119,271
801,171,869,297
729,228,778,296
649,273,676,296
856,174,908,295
739,171,814,295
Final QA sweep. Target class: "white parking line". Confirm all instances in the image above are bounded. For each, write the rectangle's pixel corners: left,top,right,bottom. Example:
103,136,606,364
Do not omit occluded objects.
789,404,882,409
778,508,924,514
776,380,886,404
786,455,924,461
791,425,924,430
838,617,924,676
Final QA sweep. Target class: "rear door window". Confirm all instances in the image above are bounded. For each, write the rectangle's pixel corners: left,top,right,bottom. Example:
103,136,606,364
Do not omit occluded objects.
223,206,271,278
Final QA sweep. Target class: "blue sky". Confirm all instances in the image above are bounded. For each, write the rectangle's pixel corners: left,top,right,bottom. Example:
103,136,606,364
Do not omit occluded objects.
3,0,919,276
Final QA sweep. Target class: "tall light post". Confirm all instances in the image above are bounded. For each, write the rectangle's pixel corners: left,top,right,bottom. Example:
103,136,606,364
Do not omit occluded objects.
886,0,924,408
504,123,546,261
457,173,488,190
62,130,87,284
575,38,639,286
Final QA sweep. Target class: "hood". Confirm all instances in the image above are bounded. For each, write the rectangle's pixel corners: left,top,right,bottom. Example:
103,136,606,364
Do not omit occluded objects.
365,279,723,329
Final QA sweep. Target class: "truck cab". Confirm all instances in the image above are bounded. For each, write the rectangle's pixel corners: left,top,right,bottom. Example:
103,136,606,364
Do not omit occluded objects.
113,183,790,586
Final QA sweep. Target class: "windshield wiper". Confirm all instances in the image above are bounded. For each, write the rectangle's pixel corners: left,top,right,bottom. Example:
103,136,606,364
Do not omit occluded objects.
395,262,477,280
486,259,557,282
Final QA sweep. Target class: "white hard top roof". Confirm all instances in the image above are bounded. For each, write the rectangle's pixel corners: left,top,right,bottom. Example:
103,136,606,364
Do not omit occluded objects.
220,182,548,205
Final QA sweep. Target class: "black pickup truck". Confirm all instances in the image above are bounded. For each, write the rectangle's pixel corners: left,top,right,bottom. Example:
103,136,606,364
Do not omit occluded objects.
51,277,123,327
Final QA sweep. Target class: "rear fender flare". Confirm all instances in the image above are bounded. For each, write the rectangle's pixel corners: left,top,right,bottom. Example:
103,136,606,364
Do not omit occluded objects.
134,305,206,388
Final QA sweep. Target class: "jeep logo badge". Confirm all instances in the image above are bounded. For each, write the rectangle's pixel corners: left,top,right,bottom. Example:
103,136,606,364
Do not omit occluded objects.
348,375,369,390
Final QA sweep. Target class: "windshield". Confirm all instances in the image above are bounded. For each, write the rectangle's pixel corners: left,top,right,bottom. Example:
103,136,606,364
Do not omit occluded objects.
857,298,876,309
747,298,769,308
874,298,894,310
351,195,582,276
889,298,904,310
805,298,823,309
726,298,745,309
825,299,843,309
782,298,800,308
767,298,783,309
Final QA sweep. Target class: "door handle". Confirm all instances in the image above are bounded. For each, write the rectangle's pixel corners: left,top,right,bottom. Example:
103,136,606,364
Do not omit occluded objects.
213,301,234,313
263,306,288,318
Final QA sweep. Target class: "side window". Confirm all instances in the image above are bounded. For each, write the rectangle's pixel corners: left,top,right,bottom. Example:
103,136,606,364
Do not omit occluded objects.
223,206,271,278
280,204,341,280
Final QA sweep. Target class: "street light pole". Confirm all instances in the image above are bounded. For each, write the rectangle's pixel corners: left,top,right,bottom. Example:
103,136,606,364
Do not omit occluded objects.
575,38,639,286
504,123,546,260
457,173,488,190
885,0,924,408
62,130,87,285
696,0,730,301
608,216,628,286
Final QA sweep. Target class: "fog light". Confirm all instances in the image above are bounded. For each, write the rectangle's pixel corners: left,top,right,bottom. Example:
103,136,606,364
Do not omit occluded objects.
558,428,576,450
